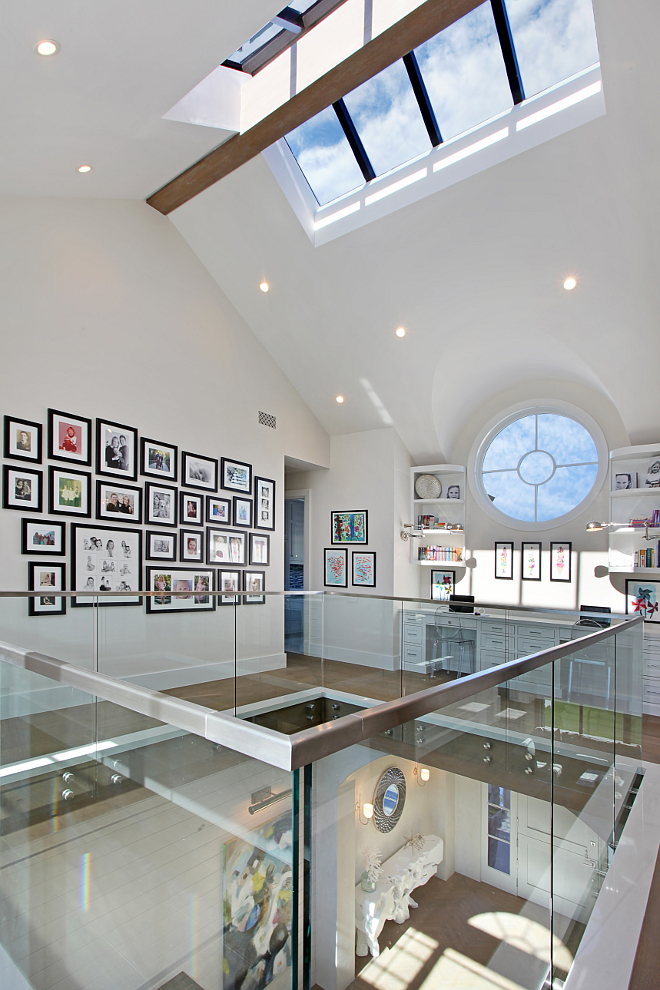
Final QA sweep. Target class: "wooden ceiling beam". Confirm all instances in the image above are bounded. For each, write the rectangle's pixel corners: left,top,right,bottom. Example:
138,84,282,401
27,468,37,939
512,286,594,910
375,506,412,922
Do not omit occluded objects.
147,0,484,215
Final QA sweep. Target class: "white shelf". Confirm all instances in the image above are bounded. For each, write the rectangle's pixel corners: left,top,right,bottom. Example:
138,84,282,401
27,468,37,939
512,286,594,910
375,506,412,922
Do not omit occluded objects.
609,567,660,575
417,560,465,567
420,529,464,536
413,498,464,505
610,488,660,497
410,463,467,578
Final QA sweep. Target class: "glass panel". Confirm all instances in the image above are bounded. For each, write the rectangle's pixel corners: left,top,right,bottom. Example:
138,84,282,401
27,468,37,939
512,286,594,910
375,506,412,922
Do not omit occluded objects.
227,22,284,64
482,414,535,471
288,0,321,11
415,1,513,142
286,105,365,206
481,468,536,520
536,463,599,519
488,783,511,809
537,412,598,465
488,836,511,872
403,599,480,696
342,60,431,176
505,0,600,99
0,593,95,669
487,803,511,841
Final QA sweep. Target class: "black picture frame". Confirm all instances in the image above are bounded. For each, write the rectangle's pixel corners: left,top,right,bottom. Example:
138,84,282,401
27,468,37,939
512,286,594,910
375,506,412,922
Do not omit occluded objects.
96,418,138,481
233,496,253,528
180,529,204,563
182,451,218,492
28,561,66,616
4,416,42,463
3,465,43,512
48,465,91,517
71,523,142,606
145,530,177,562
521,542,542,581
206,495,231,526
324,547,348,587
207,528,246,566
249,532,270,566
48,408,92,466
330,510,368,545
550,542,572,582
221,457,252,494
254,476,276,532
626,579,660,623
22,518,66,556
430,569,454,601
494,541,514,580
352,550,376,587
96,480,142,523
145,566,216,614
218,568,241,604
145,482,178,528
180,491,203,527
140,437,178,482
243,570,265,604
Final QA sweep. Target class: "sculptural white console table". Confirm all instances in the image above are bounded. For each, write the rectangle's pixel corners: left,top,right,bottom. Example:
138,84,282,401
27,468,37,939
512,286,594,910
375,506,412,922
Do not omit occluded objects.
355,834,444,957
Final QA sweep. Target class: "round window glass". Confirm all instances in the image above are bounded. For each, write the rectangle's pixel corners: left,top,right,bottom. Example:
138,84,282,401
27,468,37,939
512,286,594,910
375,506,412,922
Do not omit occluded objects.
481,413,599,522
383,784,399,816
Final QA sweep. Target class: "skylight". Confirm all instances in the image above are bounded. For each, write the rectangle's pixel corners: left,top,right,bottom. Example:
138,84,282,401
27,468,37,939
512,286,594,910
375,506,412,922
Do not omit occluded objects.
224,1,346,74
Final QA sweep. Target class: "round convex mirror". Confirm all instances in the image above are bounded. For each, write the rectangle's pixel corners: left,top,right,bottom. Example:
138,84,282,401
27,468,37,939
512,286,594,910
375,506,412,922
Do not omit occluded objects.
373,767,406,833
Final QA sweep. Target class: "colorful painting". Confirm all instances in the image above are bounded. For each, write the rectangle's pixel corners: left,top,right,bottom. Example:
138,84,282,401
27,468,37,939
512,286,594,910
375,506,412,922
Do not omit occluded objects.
550,541,572,582
430,569,454,601
521,542,542,581
352,551,376,587
223,812,293,990
495,542,513,580
331,510,368,544
324,547,347,587
626,580,660,622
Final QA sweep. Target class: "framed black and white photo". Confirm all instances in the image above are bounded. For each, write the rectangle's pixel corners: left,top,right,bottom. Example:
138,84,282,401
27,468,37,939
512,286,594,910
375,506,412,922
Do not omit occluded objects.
146,531,177,562
22,518,65,555
28,561,66,617
254,476,275,531
96,418,137,481
182,451,218,492
249,532,270,566
614,472,633,491
207,528,246,566
71,523,142,606
495,541,514,580
180,529,204,563
96,480,142,523
243,570,265,604
4,416,42,463
521,542,542,581
218,569,241,604
206,495,231,526
352,551,376,587
3,465,42,512
48,408,92,466
145,482,177,528
180,491,203,527
233,496,252,528
221,457,252,494
141,437,178,482
145,566,215,614
48,466,90,517
550,542,572,582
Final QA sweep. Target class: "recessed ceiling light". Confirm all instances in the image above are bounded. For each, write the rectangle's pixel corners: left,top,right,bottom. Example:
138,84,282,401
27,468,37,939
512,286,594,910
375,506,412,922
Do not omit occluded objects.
395,327,406,338
35,40,60,56
78,165,92,173
563,276,577,291
259,281,269,293
335,395,344,404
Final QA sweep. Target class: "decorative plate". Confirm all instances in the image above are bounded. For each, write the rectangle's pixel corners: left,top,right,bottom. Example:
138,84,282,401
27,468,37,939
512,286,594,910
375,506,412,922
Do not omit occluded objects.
373,767,406,833
415,474,442,499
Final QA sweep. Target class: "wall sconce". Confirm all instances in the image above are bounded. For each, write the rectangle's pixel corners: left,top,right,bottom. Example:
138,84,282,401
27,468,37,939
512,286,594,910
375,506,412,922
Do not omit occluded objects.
587,519,655,541
400,524,424,542
413,765,430,787
357,798,374,825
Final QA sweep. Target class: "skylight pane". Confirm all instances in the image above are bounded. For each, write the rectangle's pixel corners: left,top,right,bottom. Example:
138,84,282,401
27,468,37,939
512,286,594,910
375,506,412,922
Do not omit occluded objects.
414,2,513,143
228,22,284,64
342,60,431,177
505,0,600,98
286,106,365,206
288,0,320,11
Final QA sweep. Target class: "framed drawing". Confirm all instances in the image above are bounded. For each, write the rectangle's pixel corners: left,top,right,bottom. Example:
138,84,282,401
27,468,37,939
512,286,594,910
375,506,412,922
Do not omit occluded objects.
431,569,454,601
644,460,660,489
206,495,231,525
254,476,275,531
71,523,142,606
324,547,347,587
207,528,246,566
145,530,177,561
96,480,142,522
495,541,514,580
182,451,218,492
233,496,252,528
243,570,265,604
96,418,138,481
4,416,42,463
626,579,660,623
249,532,270,566
331,510,367,544
22,518,66,555
28,561,66,617
180,529,204,563
145,566,215,614
141,438,178,482
180,491,203,527
48,466,90,517
3,465,42,512
352,551,376,587
446,485,461,499
218,569,241,604
614,473,633,491
521,542,542,581
145,482,177,528
550,542,572,582
221,457,252,494
48,408,92,466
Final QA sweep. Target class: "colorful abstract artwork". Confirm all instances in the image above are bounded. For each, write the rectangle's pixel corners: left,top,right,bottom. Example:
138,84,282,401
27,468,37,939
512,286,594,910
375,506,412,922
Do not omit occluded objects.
352,550,376,587
626,580,660,622
331,510,368,544
324,547,347,587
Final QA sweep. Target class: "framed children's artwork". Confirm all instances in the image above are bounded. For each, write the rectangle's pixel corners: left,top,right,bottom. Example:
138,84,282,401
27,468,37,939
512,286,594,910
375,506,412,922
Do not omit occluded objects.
331,511,368,545
352,551,376,587
145,566,215,614
324,547,348,587
243,570,265,604
495,541,514,580
521,542,542,581
644,460,660,489
431,569,454,601
180,529,204,563
206,495,231,526
48,409,92,466
22,518,66,555
446,485,461,500
48,466,90,517
254,476,275,531
3,465,42,512
28,561,66,617
141,438,178,482
96,480,142,523
207,528,246,566
182,451,218,492
550,542,572,582
145,482,177,527
145,530,177,561
71,524,142,606
180,491,203,527
96,418,138,481
233,496,253,528
626,579,660,623
249,532,270,566
221,457,252,494
4,416,42,463
218,569,241,604
614,473,633,491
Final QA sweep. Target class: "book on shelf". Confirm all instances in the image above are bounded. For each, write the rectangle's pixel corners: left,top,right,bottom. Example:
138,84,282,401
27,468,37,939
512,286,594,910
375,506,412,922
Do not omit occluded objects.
635,546,658,568
418,545,463,562
629,510,660,528
416,515,451,529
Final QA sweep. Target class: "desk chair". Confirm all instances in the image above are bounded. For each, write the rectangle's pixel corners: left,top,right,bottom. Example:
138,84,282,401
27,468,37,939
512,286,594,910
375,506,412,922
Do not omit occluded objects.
430,608,475,678
567,613,612,705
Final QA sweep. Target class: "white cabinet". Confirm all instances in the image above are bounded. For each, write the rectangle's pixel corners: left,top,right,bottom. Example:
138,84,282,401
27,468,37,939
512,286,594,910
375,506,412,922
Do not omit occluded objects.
643,632,660,715
608,443,660,575
409,463,466,573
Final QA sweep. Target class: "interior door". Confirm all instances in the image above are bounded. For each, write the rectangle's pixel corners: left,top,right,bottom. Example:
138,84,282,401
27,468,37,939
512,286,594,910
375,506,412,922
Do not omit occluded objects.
481,783,518,894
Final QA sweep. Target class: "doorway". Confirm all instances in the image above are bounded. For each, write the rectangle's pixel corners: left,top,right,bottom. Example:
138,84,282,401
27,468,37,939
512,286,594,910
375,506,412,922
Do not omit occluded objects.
284,490,308,653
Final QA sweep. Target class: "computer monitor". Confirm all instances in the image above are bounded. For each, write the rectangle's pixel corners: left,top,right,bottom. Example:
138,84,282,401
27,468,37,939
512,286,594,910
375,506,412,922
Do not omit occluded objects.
449,594,475,614
578,605,611,628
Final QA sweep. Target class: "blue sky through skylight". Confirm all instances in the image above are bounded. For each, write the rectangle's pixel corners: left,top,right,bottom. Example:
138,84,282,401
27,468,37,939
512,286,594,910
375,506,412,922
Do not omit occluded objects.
286,105,365,206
